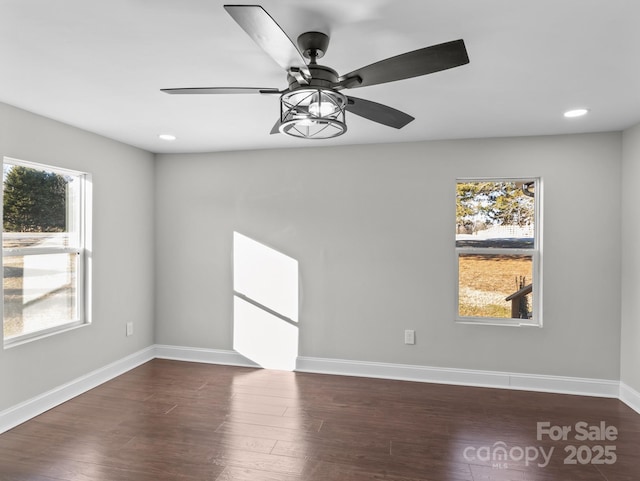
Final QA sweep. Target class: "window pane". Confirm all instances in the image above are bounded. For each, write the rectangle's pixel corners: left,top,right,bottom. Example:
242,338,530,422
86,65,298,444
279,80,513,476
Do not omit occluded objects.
458,254,533,319
3,253,79,339
2,164,79,249
456,181,535,249
3,232,73,250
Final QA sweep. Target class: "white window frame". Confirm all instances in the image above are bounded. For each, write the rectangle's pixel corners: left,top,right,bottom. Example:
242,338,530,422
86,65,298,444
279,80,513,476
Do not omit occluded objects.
2,157,92,347
455,177,542,327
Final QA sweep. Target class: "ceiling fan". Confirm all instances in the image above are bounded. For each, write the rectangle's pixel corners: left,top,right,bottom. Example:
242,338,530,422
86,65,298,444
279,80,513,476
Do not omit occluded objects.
161,5,470,139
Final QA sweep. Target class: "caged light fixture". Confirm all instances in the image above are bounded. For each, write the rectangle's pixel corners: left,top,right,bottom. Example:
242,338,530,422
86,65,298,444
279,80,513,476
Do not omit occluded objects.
278,87,347,139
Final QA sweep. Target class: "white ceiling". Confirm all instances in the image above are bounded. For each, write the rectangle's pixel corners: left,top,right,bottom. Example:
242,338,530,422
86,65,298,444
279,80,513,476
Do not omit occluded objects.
1,0,639,154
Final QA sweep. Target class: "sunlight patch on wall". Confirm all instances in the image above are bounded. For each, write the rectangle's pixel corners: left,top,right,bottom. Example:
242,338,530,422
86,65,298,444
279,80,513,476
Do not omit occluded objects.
233,232,299,371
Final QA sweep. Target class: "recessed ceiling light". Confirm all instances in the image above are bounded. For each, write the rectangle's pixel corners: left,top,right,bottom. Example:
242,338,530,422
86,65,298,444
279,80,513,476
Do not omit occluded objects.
563,109,589,118
158,134,176,141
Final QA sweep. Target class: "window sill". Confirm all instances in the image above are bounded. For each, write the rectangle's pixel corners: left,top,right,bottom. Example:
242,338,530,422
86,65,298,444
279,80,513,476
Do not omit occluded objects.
455,318,542,328
4,321,90,349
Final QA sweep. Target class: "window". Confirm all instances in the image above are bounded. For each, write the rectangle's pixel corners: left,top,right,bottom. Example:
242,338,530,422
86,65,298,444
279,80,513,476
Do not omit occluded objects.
456,178,541,326
3,158,91,345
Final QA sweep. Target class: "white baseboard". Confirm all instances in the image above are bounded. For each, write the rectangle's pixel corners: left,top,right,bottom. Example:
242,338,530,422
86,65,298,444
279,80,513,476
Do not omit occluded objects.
1,346,635,436
508,372,620,398
296,356,621,399
620,382,640,414
0,346,155,435
154,344,260,368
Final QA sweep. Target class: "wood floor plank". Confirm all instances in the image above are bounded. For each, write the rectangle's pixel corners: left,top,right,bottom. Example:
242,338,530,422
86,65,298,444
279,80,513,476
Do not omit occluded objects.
214,420,309,443
215,465,304,481
271,437,391,466
211,449,307,475
0,359,638,481
224,411,323,432
41,456,224,481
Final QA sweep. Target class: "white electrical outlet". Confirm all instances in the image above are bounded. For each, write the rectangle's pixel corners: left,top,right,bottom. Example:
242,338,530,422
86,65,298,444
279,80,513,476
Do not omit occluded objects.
126,322,134,337
404,329,415,345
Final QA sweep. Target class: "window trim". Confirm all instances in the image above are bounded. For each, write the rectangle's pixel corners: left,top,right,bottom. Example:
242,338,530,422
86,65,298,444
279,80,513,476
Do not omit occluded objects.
2,157,92,347
455,177,543,327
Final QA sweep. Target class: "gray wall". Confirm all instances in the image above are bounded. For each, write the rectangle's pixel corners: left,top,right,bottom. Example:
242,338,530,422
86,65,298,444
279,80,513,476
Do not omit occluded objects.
155,132,622,380
0,103,155,411
621,123,640,393
0,100,630,414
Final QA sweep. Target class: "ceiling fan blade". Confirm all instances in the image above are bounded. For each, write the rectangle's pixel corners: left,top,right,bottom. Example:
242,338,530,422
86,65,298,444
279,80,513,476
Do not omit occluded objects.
346,96,414,129
224,5,308,71
339,39,469,89
161,87,281,95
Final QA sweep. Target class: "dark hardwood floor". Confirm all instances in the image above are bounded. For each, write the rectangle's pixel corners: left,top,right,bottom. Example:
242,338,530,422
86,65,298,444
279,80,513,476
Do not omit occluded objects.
0,359,638,480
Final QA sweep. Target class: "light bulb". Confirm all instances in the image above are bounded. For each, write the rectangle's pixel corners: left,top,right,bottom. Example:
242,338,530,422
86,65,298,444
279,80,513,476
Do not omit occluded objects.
309,100,337,117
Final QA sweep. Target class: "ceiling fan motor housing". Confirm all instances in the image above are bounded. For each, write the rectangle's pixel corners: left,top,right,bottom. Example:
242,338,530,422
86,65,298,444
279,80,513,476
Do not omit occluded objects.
286,63,340,90
297,31,330,59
